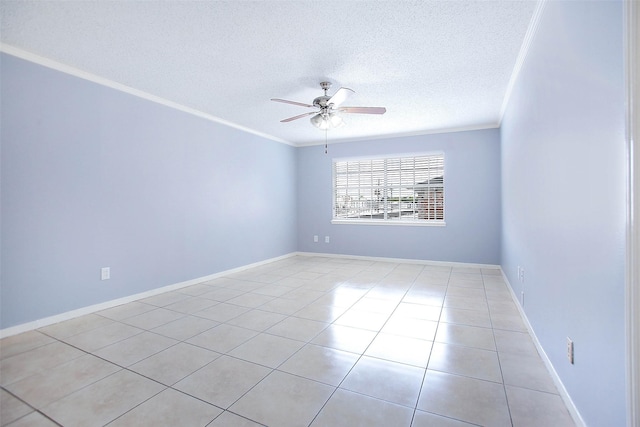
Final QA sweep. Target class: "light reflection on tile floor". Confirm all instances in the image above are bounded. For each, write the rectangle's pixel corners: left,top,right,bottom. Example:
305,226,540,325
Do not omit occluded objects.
0,256,576,426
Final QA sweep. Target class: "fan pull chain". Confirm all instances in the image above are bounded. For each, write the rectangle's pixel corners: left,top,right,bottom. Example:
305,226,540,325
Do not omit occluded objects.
325,129,328,154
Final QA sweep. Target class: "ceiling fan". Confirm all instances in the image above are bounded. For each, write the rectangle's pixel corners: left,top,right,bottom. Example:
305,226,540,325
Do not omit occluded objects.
271,82,386,130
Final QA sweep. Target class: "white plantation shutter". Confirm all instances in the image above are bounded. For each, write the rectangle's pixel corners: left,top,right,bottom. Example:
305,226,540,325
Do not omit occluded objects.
333,154,444,224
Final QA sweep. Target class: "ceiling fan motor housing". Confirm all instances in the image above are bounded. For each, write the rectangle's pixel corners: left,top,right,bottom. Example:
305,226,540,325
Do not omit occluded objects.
313,95,332,109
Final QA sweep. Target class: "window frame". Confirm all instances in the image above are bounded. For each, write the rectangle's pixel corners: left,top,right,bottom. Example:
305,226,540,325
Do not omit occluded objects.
331,152,446,227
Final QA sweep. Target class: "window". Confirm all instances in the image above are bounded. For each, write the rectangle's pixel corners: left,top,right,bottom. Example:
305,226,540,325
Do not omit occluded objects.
332,153,444,225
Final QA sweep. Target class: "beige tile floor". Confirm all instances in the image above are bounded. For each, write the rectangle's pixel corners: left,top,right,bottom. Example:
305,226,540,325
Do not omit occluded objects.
0,256,576,427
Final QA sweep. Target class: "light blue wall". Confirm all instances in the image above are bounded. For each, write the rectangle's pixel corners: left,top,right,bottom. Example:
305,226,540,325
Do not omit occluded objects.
297,129,501,264
500,1,626,425
0,54,297,329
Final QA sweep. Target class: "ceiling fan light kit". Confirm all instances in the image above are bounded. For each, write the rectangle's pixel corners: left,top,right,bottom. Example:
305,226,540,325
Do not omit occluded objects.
271,81,386,131
310,111,344,130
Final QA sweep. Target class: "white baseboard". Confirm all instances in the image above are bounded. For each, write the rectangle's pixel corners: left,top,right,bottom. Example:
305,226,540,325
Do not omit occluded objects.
1,251,498,338
500,269,586,427
4,251,579,423
295,251,501,270
0,252,297,339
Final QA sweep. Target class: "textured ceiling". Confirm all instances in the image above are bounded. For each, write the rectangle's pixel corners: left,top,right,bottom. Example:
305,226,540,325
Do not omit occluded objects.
0,1,538,146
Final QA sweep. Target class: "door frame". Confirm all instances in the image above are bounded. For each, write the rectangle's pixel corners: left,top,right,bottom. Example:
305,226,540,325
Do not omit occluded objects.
625,1,639,425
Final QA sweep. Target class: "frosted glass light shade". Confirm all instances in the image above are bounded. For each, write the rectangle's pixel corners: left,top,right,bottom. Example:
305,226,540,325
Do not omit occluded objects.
310,112,344,130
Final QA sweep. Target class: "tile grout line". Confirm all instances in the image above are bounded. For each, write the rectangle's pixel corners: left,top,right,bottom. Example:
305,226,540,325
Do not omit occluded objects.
1,257,566,427
410,265,452,426
483,269,516,427
304,263,414,426
0,386,64,427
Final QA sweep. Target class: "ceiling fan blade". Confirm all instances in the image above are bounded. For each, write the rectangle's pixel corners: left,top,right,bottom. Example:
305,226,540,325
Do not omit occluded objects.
280,111,318,122
271,98,314,108
338,106,387,115
327,87,354,107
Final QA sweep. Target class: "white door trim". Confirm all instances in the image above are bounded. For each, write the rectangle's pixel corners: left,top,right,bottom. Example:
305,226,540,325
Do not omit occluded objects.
625,1,640,425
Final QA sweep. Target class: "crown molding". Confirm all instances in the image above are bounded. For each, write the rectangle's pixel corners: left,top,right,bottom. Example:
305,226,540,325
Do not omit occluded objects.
0,44,295,147
295,123,500,147
0,44,507,149
498,0,547,125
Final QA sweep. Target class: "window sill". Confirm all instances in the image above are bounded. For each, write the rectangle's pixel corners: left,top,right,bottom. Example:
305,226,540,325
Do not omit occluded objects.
331,219,446,227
